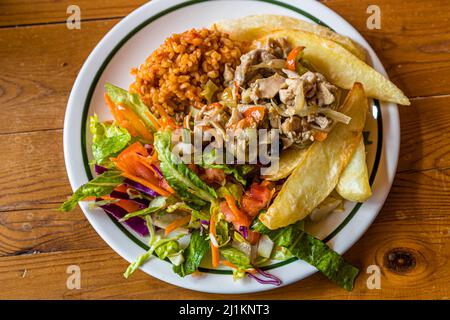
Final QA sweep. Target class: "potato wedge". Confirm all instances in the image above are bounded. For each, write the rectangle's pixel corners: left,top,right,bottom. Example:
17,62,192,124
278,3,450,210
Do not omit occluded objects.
336,137,372,202
214,14,366,61
257,30,410,105
263,146,308,181
260,83,368,229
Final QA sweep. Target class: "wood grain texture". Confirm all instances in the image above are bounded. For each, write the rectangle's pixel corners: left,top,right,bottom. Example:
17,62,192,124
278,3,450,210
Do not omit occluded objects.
0,168,448,299
0,0,449,299
322,0,450,98
0,20,117,135
0,161,448,298
397,96,450,172
0,1,449,135
0,0,147,27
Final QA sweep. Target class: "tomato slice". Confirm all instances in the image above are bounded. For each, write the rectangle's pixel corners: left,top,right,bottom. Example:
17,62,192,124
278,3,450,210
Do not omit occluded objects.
241,183,272,217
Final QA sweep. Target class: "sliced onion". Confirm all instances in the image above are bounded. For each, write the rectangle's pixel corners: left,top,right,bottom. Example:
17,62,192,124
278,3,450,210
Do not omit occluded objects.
318,108,351,124
248,270,282,286
239,226,248,239
257,234,274,258
124,178,160,197
151,164,164,179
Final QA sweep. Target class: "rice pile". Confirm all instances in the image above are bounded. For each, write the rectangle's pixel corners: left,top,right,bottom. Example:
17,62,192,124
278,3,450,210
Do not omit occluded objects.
129,28,242,115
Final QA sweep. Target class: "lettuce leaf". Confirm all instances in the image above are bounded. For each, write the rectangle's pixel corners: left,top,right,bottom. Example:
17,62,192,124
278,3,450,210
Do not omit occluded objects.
155,131,217,209
105,83,159,132
217,182,243,201
220,247,253,280
220,247,252,269
173,229,209,277
155,240,181,260
252,219,359,291
90,114,131,164
120,196,167,221
201,149,250,186
59,170,125,212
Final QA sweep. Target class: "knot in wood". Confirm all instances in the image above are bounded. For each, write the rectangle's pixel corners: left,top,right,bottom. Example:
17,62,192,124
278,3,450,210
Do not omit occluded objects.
384,248,417,273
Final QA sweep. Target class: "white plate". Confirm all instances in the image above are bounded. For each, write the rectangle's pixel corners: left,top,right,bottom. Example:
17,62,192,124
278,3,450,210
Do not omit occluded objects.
63,0,399,294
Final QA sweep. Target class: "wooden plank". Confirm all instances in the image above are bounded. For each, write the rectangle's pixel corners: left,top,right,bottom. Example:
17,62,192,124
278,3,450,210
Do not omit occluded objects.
0,130,70,211
0,168,448,299
0,1,450,134
0,206,106,257
0,20,118,135
323,0,450,98
397,96,450,172
0,166,448,298
0,0,147,27
0,96,447,212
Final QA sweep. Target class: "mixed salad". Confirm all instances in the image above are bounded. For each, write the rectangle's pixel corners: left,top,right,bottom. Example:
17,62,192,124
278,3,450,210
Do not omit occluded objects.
61,73,358,290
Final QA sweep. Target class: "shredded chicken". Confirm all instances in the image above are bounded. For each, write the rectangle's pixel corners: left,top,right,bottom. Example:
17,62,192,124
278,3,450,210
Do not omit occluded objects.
252,73,286,99
194,37,342,150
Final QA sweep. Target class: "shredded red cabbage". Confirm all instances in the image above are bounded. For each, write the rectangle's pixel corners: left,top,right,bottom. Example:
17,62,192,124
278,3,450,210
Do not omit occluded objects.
109,190,149,208
248,268,282,286
151,164,164,179
144,144,153,154
200,220,210,225
239,226,248,239
124,178,160,197
100,203,149,236
94,164,108,175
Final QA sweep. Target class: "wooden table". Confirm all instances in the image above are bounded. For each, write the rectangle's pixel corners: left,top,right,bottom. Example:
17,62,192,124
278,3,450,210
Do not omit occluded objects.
0,0,449,300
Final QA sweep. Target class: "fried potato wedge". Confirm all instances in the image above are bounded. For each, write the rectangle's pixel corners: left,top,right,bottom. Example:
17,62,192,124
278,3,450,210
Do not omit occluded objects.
336,137,372,202
263,146,309,181
260,83,368,229
257,30,410,105
214,14,366,61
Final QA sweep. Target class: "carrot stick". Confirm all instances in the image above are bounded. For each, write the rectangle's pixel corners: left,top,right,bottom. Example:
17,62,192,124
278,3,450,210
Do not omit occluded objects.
119,105,153,142
151,151,159,163
221,260,237,269
210,213,220,268
224,194,249,226
145,110,161,131
221,260,257,274
81,196,97,201
191,270,202,277
164,215,191,236
104,94,139,136
115,199,141,213
313,131,328,141
209,223,219,268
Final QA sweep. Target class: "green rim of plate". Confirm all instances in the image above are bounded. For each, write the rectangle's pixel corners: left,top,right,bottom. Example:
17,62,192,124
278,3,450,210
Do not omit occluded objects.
79,0,383,274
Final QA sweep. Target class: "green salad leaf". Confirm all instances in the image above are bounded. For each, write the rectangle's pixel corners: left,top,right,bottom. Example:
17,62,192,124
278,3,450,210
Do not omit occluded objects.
105,83,159,132
220,247,253,280
201,149,250,186
252,218,359,291
271,246,294,260
59,170,124,212
215,215,231,247
220,247,253,269
173,229,209,277
155,131,217,209
217,182,243,201
155,240,181,260
120,196,167,222
89,114,131,165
